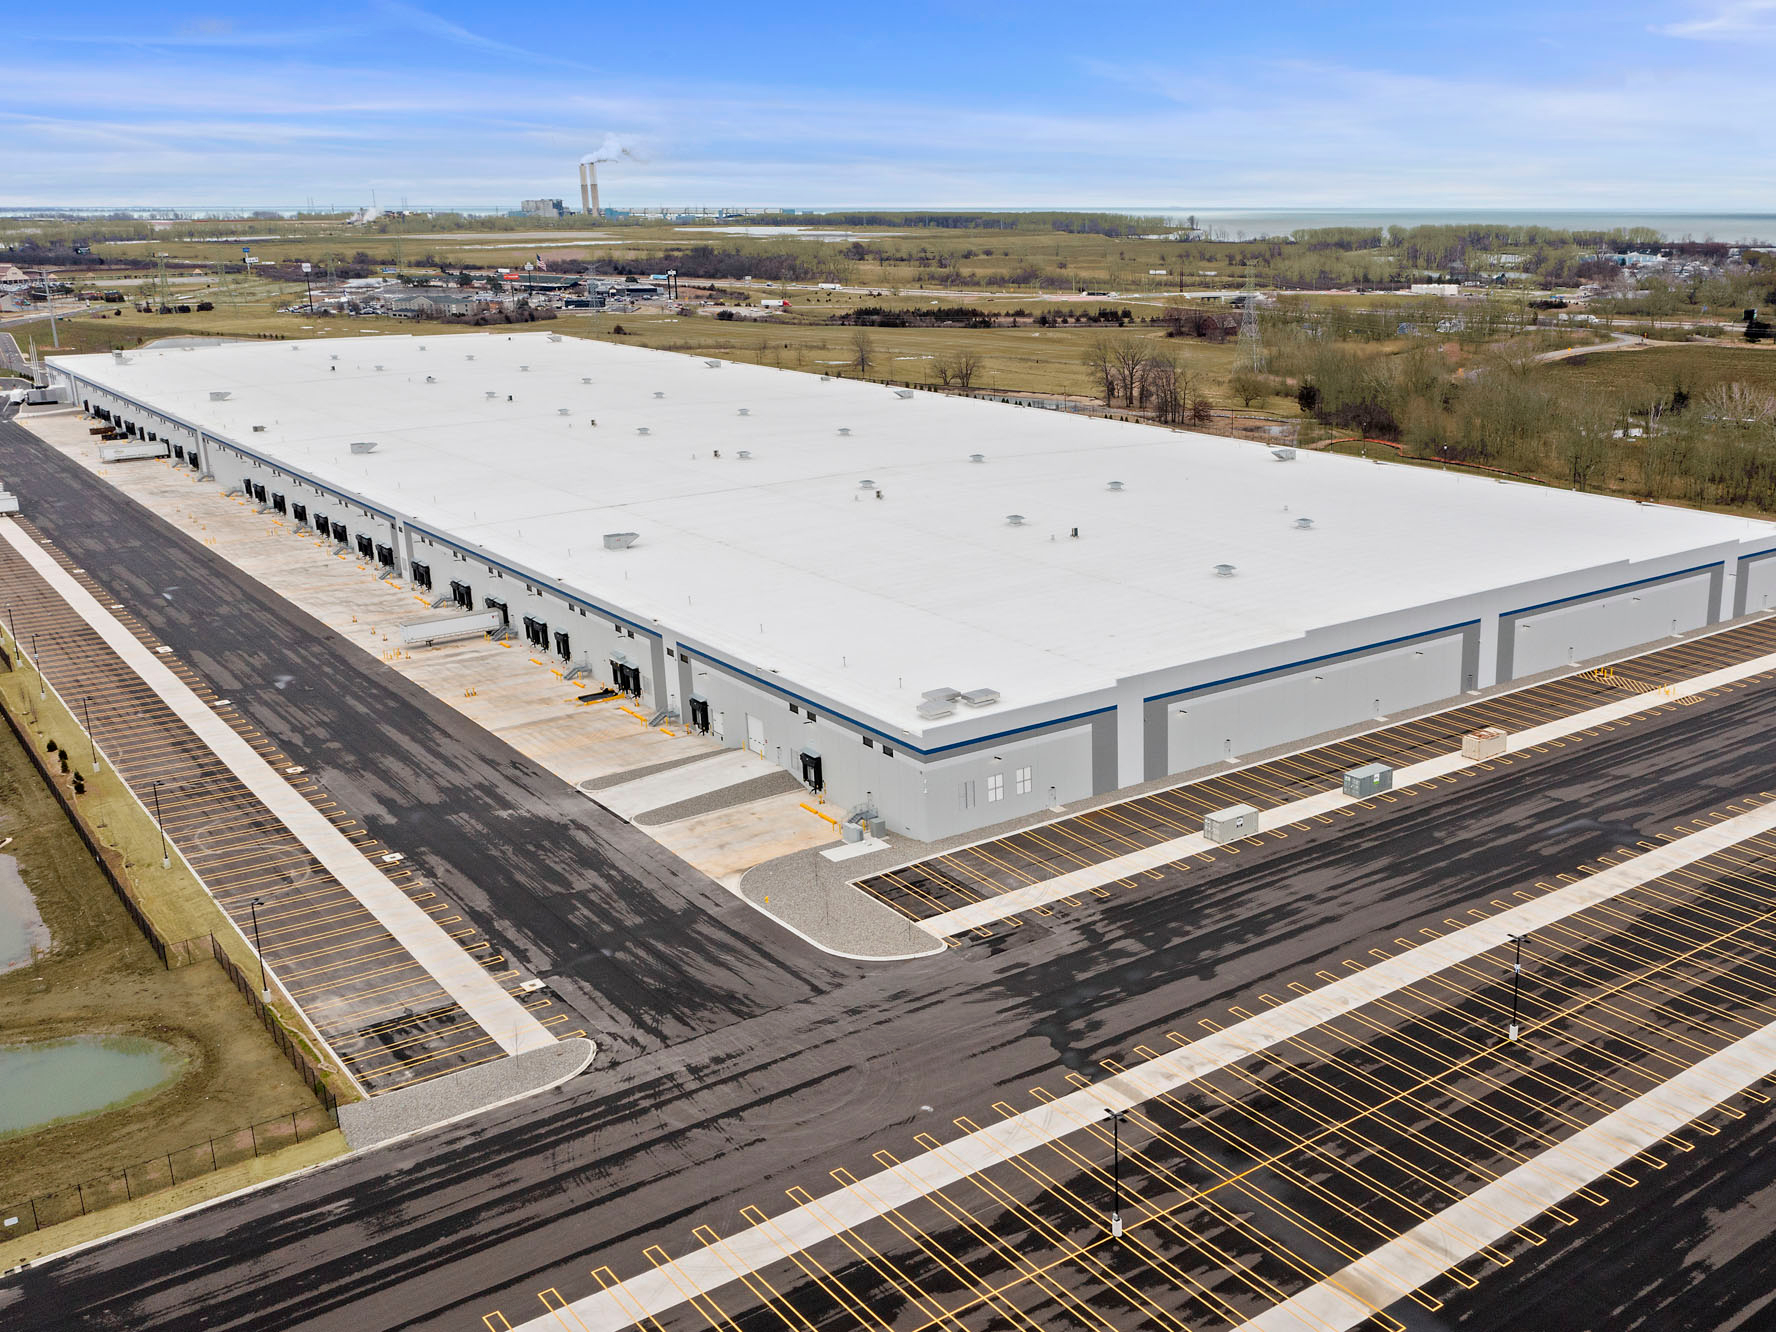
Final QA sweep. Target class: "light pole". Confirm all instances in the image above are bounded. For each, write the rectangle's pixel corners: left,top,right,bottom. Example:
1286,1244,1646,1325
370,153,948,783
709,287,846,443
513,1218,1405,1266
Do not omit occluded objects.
82,696,101,773
301,261,314,313
30,633,42,698
249,897,270,1001
1104,1107,1128,1239
1507,933,1526,1041
150,779,169,868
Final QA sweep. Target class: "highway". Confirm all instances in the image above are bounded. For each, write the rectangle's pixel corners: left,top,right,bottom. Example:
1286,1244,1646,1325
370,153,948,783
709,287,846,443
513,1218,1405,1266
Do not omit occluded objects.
4,416,1776,1330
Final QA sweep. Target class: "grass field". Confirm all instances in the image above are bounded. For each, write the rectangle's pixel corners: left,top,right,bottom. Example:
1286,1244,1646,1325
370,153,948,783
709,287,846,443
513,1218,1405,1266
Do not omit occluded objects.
1547,343,1776,396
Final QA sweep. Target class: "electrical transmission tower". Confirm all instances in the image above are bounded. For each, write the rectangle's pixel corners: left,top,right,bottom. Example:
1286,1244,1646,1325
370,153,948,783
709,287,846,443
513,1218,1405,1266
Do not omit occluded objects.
1237,262,1262,372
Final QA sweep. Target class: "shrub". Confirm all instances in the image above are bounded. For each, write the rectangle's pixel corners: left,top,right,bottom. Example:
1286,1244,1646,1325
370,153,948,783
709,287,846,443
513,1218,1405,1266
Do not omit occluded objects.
46,739,57,753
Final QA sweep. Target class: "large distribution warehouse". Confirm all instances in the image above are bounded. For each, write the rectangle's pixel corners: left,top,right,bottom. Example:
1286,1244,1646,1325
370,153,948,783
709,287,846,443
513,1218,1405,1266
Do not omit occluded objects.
48,332,1776,841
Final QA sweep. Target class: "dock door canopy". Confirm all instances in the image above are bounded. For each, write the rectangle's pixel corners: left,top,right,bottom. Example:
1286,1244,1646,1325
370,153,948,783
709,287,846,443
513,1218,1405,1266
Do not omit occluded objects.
799,748,824,792
410,561,432,591
449,579,472,609
375,542,395,568
609,657,642,695
291,502,308,525
484,597,510,627
330,520,348,543
355,535,374,560
271,492,287,515
689,696,710,733
522,615,549,648
553,629,570,659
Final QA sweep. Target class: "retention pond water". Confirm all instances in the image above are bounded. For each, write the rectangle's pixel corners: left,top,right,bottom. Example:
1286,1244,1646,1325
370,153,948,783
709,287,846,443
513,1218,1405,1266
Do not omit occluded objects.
0,850,50,974
0,1036,185,1137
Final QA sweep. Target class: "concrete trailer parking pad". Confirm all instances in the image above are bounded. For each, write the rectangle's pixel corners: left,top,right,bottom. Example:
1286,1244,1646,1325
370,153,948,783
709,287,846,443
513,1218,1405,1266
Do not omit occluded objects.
0,517,558,1094
590,747,784,821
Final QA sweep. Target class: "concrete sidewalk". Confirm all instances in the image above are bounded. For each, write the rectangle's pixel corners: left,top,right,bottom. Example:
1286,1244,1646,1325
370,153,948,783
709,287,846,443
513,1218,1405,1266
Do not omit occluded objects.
0,519,555,1057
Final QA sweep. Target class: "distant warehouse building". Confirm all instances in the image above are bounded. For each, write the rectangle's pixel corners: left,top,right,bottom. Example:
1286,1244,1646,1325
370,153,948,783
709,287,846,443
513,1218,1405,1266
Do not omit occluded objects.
46,335,1776,841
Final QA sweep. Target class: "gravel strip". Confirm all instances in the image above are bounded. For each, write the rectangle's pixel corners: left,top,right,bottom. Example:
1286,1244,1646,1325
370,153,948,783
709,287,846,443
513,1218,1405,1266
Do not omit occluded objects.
339,1037,596,1150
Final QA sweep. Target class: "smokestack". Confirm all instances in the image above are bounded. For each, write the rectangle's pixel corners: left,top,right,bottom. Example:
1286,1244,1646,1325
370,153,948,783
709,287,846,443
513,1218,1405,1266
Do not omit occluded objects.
579,160,601,217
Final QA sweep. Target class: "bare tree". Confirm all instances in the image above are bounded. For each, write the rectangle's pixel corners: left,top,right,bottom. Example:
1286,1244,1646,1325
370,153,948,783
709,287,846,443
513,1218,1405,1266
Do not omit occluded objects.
851,327,875,375
1082,337,1116,405
1110,338,1148,406
1229,370,1267,408
951,349,981,389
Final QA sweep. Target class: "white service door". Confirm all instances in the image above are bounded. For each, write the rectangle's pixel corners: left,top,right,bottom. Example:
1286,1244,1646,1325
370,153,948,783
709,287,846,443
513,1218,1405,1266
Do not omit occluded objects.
745,713,766,757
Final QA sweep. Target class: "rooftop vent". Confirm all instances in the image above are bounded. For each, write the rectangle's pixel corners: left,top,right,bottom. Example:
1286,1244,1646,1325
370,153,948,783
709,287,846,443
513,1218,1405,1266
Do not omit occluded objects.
704,359,721,368
636,426,651,436
374,364,385,371
557,407,571,416
1294,516,1314,530
653,391,665,399
1271,447,1297,461
820,375,832,382
1107,480,1125,491
603,532,639,551
737,407,750,416
546,333,562,342
519,365,530,372
961,687,1001,707
425,375,436,383
1006,514,1027,526
858,478,875,488
208,390,232,402
466,354,476,361
251,425,267,433
1213,563,1236,577
916,699,954,720
922,687,961,702
329,354,339,361
350,441,379,454
969,453,985,463
580,376,592,384
110,351,128,364
837,427,851,436
894,389,915,400
736,449,753,460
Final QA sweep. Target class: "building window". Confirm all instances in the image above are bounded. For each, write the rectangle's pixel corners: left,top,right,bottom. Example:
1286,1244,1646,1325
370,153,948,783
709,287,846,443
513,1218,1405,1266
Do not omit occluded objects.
882,746,894,758
863,736,874,749
789,704,799,715
987,773,1004,803
1016,766,1033,795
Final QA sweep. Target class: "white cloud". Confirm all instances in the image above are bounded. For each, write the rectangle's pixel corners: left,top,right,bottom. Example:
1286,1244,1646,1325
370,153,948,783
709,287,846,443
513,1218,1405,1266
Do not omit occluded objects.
1654,0,1776,38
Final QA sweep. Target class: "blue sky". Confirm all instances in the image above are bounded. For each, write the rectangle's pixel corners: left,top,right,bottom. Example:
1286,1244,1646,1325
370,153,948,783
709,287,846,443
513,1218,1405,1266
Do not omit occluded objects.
6,0,1774,210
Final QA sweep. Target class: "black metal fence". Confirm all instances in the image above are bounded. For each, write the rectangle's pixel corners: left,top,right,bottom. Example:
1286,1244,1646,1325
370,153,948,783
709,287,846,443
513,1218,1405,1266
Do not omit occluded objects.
209,933,340,1117
0,1105,338,1242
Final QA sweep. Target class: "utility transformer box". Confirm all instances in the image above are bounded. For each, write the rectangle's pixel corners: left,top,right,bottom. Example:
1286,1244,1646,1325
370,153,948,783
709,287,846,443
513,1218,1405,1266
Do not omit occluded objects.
1342,762,1394,798
1461,727,1508,761
1204,803,1261,843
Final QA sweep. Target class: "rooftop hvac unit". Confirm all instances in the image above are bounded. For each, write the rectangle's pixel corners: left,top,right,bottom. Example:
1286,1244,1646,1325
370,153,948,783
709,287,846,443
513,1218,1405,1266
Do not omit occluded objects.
520,365,530,372
466,354,476,361
252,425,267,433
653,391,665,399
858,478,875,489
636,426,651,435
580,376,592,383
425,375,436,383
738,407,750,416
485,390,497,399
547,333,562,342
1294,517,1314,529
1213,563,1236,577
894,389,914,399
922,687,961,702
374,364,384,371
1006,514,1027,526
111,351,128,363
820,375,832,382
603,532,639,551
329,354,339,361
961,687,1001,707
837,427,851,436
350,441,379,454
737,449,752,459
557,407,570,415
1342,762,1393,798
208,391,232,401
969,453,985,463
1272,447,1297,461
916,698,954,720
1107,480,1124,491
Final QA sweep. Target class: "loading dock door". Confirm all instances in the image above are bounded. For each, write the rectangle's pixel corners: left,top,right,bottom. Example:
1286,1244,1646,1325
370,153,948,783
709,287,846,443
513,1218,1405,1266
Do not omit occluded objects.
553,630,570,659
355,535,374,560
745,713,766,757
271,492,287,515
609,660,641,695
484,597,510,627
330,521,347,543
449,580,472,608
411,561,432,591
522,616,548,647
689,696,710,733
292,503,308,525
800,749,824,792
375,543,394,568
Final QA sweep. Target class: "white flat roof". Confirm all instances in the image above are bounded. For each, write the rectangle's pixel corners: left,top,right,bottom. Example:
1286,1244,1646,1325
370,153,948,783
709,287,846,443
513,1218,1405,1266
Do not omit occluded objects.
55,332,1775,732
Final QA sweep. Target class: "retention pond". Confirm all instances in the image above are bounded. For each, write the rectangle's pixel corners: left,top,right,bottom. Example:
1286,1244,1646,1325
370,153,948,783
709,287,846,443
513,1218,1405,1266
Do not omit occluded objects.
0,1036,185,1137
